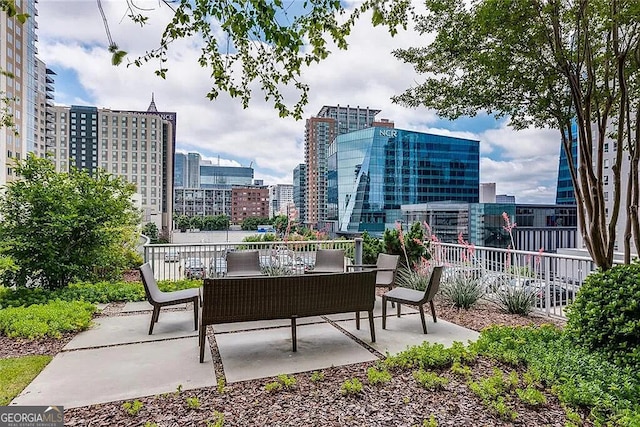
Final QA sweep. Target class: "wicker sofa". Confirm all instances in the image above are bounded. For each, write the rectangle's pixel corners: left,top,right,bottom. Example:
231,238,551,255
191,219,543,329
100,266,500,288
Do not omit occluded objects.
199,270,377,362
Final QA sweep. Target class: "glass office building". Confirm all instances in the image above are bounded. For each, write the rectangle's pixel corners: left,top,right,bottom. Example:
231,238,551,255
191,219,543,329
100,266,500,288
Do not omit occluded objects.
328,127,479,234
556,120,578,204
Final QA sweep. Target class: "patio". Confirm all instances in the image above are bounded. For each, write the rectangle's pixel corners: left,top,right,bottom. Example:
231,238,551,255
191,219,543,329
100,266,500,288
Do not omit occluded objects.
10,298,478,409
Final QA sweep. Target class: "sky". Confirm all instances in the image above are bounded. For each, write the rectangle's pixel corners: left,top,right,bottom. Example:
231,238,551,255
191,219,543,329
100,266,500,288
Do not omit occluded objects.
36,0,561,204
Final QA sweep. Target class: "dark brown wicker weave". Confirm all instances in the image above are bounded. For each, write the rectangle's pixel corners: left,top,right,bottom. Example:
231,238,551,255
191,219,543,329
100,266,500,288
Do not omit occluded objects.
199,270,377,362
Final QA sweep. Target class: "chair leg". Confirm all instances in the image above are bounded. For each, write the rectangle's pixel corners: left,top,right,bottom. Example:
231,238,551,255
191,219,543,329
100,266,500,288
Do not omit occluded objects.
193,298,199,331
355,312,360,330
382,296,387,329
419,305,428,334
291,317,297,352
368,310,375,342
396,302,401,318
199,327,205,363
389,286,395,308
430,300,437,323
149,306,160,335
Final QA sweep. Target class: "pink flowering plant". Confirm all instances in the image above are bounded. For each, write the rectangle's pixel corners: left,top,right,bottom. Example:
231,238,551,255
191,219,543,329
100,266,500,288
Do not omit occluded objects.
388,221,436,291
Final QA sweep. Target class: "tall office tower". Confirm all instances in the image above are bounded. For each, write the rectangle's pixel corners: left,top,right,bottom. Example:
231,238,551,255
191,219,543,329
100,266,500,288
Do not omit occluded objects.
328,126,479,234
33,58,55,159
556,120,578,204
187,152,201,188
1,0,40,184
268,184,294,218
293,163,306,223
47,98,176,230
174,152,187,188
304,105,381,228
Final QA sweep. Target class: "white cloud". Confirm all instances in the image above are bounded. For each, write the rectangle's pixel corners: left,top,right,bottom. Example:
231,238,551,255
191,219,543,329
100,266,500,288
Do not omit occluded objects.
37,1,561,203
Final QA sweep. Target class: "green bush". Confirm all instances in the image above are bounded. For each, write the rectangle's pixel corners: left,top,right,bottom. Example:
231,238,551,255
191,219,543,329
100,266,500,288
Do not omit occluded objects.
0,300,96,338
566,262,640,371
471,325,640,426
492,285,536,315
384,341,476,370
0,279,201,308
440,273,485,309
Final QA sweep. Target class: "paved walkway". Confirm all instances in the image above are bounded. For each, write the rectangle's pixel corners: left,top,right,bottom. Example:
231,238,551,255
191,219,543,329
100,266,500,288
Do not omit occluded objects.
11,298,479,409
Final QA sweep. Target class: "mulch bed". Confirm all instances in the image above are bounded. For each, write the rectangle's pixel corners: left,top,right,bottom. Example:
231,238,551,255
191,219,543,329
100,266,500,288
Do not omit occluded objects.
4,295,575,426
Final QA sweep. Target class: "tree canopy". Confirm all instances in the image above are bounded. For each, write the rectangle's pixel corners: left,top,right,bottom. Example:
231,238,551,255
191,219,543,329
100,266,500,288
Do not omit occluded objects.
0,155,141,289
393,0,640,269
106,0,411,119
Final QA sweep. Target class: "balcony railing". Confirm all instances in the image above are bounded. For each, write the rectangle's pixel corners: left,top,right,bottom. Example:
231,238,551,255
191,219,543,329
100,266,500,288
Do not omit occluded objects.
144,239,358,282
436,243,601,319
143,239,602,320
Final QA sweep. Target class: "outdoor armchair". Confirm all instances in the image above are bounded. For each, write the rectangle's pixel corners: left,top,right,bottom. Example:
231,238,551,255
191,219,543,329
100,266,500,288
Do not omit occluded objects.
382,266,443,334
225,250,264,277
139,262,200,335
347,253,400,292
308,249,345,273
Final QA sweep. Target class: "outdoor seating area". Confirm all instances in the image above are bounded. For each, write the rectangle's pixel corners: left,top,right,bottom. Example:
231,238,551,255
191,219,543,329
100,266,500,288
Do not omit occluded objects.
10,294,478,409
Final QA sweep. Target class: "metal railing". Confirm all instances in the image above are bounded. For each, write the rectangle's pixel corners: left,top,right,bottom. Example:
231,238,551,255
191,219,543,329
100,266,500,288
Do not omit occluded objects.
143,237,606,319
143,239,358,282
435,243,601,318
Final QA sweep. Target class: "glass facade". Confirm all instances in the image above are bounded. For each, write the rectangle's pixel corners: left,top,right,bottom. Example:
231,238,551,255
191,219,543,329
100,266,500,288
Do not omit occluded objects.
556,120,577,204
174,152,186,188
200,165,253,187
328,127,479,233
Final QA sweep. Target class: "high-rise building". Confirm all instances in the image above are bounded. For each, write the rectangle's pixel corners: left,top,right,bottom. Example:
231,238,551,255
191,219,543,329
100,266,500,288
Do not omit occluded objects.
1,0,41,184
304,105,381,228
47,98,176,230
293,163,306,223
328,126,480,234
556,120,578,204
187,152,201,188
34,58,55,159
269,184,294,218
174,152,187,188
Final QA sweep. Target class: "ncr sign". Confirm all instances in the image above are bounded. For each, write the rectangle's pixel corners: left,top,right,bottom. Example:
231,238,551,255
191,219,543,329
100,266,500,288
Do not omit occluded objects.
379,129,397,138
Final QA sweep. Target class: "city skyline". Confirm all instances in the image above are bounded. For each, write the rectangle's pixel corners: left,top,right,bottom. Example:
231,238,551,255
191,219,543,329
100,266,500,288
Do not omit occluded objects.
37,1,561,203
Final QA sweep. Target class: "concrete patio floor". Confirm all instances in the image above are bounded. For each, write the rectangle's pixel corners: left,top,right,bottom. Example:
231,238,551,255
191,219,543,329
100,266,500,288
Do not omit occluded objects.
11,297,479,409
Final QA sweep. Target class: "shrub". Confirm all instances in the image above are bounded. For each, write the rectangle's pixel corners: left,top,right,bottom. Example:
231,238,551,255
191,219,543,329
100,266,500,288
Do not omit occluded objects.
0,279,201,308
0,300,95,338
566,262,640,371
440,273,485,309
492,285,536,315
471,325,640,425
516,387,547,406
122,399,143,416
413,370,449,390
310,371,325,382
261,265,294,276
367,367,392,385
384,341,475,370
340,378,363,395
